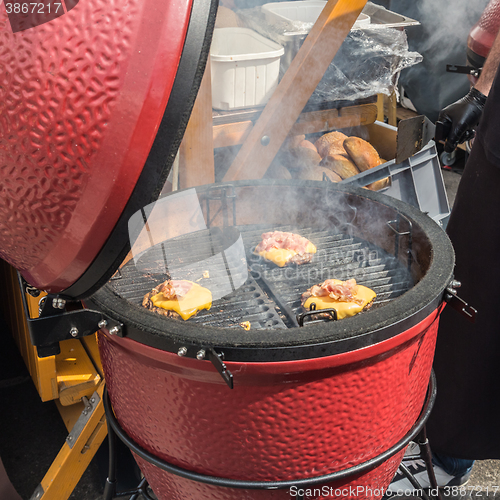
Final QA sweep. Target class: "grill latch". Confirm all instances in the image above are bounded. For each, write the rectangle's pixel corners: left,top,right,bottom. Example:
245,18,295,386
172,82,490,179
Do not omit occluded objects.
444,280,477,323
205,348,234,389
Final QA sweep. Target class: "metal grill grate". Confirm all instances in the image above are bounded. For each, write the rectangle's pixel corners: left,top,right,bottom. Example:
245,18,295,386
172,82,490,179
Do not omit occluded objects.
110,224,412,330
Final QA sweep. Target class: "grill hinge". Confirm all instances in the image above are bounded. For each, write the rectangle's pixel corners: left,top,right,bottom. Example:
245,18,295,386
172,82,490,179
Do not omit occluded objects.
18,274,123,358
205,348,233,389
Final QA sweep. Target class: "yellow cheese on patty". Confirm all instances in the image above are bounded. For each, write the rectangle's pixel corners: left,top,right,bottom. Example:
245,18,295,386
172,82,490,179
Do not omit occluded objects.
303,285,376,320
150,281,212,320
256,242,317,267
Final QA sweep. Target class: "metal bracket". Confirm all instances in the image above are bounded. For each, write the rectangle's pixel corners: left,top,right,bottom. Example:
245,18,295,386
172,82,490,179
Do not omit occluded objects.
206,184,237,228
446,64,481,79
444,287,477,323
387,214,413,274
29,484,44,500
18,274,122,358
205,348,233,389
66,392,101,449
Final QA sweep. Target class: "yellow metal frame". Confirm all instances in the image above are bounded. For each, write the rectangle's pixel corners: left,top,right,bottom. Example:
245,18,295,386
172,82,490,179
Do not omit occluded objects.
0,261,107,500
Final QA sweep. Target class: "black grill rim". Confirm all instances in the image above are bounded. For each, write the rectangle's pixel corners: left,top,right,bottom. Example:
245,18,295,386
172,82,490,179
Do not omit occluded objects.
86,180,454,362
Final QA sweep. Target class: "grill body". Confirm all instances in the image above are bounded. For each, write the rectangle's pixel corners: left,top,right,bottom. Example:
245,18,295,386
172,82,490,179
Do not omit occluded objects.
88,182,454,500
98,307,440,500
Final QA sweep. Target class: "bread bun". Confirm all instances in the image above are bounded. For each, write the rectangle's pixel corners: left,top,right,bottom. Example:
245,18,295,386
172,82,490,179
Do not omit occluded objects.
321,154,359,179
299,140,318,153
324,144,348,157
343,137,381,172
366,177,391,191
296,166,342,182
315,131,348,158
286,147,322,171
265,163,292,180
284,134,306,150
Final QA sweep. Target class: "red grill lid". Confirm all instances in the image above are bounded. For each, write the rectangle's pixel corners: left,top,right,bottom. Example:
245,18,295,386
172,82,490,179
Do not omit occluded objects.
0,0,216,299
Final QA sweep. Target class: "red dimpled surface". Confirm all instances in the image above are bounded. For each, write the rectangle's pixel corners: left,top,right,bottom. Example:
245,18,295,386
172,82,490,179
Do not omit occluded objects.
0,0,192,292
98,308,441,500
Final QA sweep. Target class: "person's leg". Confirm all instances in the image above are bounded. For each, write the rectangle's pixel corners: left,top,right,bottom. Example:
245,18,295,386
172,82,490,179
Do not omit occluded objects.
387,445,474,493
432,452,474,477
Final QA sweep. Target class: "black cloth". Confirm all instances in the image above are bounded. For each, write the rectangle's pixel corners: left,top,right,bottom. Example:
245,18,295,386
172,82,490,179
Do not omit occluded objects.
426,66,500,459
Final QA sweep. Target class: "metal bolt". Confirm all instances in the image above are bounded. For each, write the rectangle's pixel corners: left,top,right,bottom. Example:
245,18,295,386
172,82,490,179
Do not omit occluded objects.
177,347,188,357
109,326,121,336
90,398,95,404
70,327,79,338
52,298,66,309
260,135,270,146
67,436,73,441
196,349,206,360
98,319,108,329
450,280,462,289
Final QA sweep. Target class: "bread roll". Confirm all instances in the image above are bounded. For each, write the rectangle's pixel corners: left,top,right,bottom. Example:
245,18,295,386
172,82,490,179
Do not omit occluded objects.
343,137,381,172
321,154,359,179
367,177,391,191
265,163,292,180
299,140,318,153
286,146,322,171
296,166,342,182
315,131,348,158
324,144,348,157
284,134,306,150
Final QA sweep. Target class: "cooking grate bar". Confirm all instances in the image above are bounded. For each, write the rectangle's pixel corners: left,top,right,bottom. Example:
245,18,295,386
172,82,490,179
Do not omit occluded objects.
112,224,413,330
246,225,412,324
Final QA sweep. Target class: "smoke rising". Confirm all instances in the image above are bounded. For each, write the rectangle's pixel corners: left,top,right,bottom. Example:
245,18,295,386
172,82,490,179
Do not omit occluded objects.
400,0,489,56
390,0,490,119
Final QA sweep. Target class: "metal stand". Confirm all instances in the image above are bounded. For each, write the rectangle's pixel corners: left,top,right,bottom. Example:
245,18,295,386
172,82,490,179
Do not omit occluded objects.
396,426,443,500
102,371,437,500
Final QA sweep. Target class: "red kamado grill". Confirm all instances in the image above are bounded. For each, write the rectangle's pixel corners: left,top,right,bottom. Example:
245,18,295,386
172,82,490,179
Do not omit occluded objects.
0,0,473,499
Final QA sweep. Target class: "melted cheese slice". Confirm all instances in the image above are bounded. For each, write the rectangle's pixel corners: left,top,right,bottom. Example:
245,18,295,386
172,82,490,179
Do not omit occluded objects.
150,281,212,320
256,242,317,267
303,285,376,320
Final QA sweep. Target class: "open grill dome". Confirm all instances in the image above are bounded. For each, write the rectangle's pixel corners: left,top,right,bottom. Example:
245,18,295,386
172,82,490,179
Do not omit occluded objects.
0,0,218,298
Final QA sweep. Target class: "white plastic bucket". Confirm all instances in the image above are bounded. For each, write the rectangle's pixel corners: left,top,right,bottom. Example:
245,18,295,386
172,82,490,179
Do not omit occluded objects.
210,28,284,110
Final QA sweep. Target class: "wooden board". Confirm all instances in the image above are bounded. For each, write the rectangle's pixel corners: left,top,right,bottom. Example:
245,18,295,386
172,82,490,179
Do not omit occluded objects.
213,103,378,149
